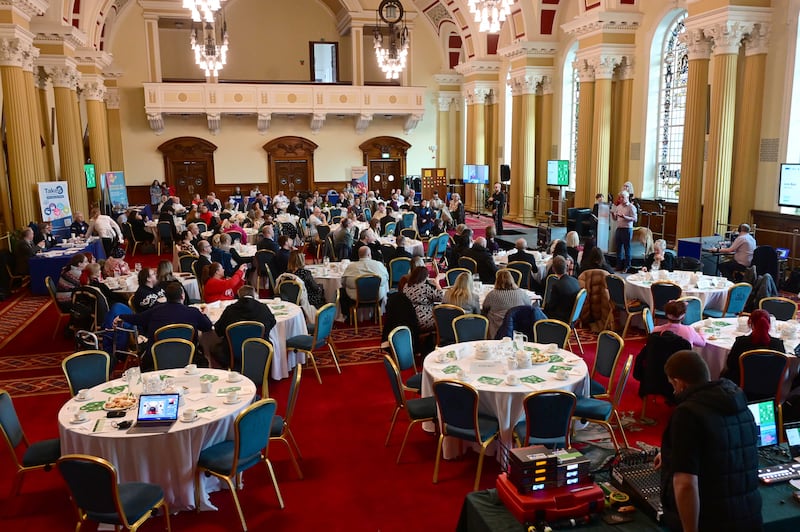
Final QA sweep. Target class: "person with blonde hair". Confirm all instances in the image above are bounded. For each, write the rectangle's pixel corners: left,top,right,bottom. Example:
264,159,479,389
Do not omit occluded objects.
482,269,531,338
443,272,480,314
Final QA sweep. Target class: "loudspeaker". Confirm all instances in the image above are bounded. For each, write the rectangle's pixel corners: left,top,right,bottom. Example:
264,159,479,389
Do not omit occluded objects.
500,164,510,183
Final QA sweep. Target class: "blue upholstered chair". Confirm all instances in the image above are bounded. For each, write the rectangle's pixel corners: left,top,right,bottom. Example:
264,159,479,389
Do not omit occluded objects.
506,261,533,290
457,256,478,274
642,307,655,334
433,304,465,347
276,278,303,305
567,288,588,354
650,281,682,321
388,326,422,394
542,274,558,311
61,350,111,397
445,268,472,287
589,330,624,399
151,338,195,370
572,355,633,451
676,296,704,325
513,391,577,449
286,303,340,384
533,319,571,349
383,355,436,464
154,323,196,342
452,314,489,343
389,258,412,290
241,338,274,399
270,364,303,479
351,274,382,334
225,321,265,372
703,283,752,318
759,297,798,321
58,454,170,531
740,349,791,442
383,221,396,237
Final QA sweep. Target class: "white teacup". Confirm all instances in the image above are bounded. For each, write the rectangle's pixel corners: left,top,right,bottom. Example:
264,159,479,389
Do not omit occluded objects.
77,389,89,400
556,369,569,380
72,411,87,422
182,408,197,421
546,344,559,354
226,391,239,403
507,357,517,371
515,353,531,369
200,381,213,393
227,371,241,382
185,363,198,374
506,374,520,386
456,368,466,380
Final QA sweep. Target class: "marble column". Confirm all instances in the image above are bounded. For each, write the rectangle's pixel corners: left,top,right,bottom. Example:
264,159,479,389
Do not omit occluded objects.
508,89,523,219
49,65,89,217
574,59,596,209
701,23,744,235
22,53,47,184
106,84,125,172
83,78,111,204
613,60,634,196
730,25,768,225
37,68,56,180
538,79,554,217
1,38,41,227
464,88,488,212
590,56,617,208
676,30,711,240
520,89,537,221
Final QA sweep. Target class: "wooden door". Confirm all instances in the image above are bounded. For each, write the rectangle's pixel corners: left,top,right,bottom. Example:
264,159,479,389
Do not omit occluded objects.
171,160,210,204
368,159,401,197
274,160,310,195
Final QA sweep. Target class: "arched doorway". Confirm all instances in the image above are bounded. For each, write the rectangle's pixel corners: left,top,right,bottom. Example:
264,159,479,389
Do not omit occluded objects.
263,137,317,196
359,136,410,197
157,137,217,205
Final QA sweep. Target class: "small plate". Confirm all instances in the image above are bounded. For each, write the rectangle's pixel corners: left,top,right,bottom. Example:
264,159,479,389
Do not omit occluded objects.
184,370,199,376
227,377,243,383
180,416,199,423
505,381,521,387
69,417,90,424
74,396,92,402
224,398,242,405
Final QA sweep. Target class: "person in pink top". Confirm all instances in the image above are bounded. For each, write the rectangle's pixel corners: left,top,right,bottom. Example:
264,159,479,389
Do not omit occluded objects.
202,261,248,303
652,300,706,347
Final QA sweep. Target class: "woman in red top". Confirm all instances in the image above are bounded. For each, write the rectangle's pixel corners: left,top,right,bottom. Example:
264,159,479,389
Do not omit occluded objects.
202,261,247,302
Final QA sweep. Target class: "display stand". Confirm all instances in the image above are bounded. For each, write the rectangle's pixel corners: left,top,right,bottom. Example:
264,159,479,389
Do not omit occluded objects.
597,203,610,252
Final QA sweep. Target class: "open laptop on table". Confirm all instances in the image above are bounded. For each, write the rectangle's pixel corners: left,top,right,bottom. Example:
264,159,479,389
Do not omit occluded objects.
127,393,180,434
786,422,800,462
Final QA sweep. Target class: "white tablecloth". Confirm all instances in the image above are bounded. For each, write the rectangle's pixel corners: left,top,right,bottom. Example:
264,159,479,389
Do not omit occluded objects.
195,299,308,380
145,220,186,241
378,236,424,257
691,317,800,379
57,368,256,512
275,214,299,225
625,271,733,311
494,250,550,282
101,272,201,302
421,340,589,459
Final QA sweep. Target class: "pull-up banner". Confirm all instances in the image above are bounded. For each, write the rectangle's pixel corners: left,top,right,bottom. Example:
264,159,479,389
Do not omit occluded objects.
38,181,73,238
105,171,129,211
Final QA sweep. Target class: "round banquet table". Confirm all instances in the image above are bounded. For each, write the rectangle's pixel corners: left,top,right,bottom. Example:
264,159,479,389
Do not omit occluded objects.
195,298,308,379
493,250,550,282
443,283,540,307
275,213,299,225
57,368,256,512
100,271,201,302
691,317,800,379
306,262,345,307
377,236,424,257
421,340,589,459
624,271,733,312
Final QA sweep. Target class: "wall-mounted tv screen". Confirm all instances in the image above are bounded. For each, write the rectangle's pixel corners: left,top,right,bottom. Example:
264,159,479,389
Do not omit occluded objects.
84,164,96,189
463,164,489,184
547,160,570,186
778,163,800,208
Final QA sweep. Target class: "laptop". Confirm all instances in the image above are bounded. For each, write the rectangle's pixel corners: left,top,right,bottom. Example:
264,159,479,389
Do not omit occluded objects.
748,399,779,448
127,393,181,434
786,423,800,462
776,248,790,260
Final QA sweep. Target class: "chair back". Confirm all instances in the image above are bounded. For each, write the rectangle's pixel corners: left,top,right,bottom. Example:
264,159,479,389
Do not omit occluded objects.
242,338,274,398
151,338,195,370
457,256,478,273
611,355,634,409
0,390,25,450
389,257,412,289
650,282,682,315
312,303,337,348
752,245,779,281
355,274,382,304
675,256,702,272
388,326,417,373
225,321,266,372
568,288,588,325
45,275,60,306
231,399,278,476
521,391,577,449
433,380,484,443
725,283,752,316
676,296,703,325
330,207,342,218
382,355,407,409
179,254,197,273
593,330,624,382
642,307,655,334
446,268,472,287
507,261,532,290
760,297,798,321
363,207,372,221
383,221,396,236
283,364,302,428
277,279,303,305
739,349,790,400
400,228,418,240
157,221,173,241
605,275,627,311
453,314,489,343
195,221,208,233
62,350,111,396
542,274,558,311
57,455,128,525
317,224,331,241
227,231,242,244
533,319,571,348
433,304,465,347
402,213,416,228
426,235,439,259
499,268,522,287
154,323,196,342
435,233,448,258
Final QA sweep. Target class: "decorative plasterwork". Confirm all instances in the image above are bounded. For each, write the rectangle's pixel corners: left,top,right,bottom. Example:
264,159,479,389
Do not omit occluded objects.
684,5,772,57
618,57,635,80
561,10,642,38
573,58,596,83
31,21,88,50
462,85,494,105
21,41,38,72
81,76,107,101
508,67,553,96
705,21,748,55
106,87,121,110
35,65,48,89
74,50,113,70
356,113,373,134
207,113,220,135
148,112,164,135
0,36,35,68
680,28,711,61
433,73,463,86
587,54,623,80
424,3,452,33
498,41,558,59
404,114,422,134
0,0,48,20
437,91,461,112
744,23,770,56
257,113,271,134
310,113,326,133
454,60,501,76
44,63,80,89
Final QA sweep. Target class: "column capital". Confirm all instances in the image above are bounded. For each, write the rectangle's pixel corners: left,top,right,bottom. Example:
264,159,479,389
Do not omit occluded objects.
35,65,49,89
706,21,748,55
463,85,494,105
586,55,622,80
45,63,80,89
436,92,461,112
508,73,540,97
540,76,553,95
573,58,595,83
0,36,36,68
744,23,770,56
680,28,712,61
81,76,107,101
618,57,635,80
105,87,120,110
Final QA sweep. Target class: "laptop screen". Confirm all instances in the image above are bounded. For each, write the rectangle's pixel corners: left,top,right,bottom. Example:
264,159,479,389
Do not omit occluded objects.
748,400,778,447
786,423,800,459
776,248,790,260
136,393,180,423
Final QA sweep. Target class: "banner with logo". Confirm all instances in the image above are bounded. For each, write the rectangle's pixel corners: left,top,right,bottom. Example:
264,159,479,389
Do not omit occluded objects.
38,181,73,237
105,171,129,211
351,166,368,195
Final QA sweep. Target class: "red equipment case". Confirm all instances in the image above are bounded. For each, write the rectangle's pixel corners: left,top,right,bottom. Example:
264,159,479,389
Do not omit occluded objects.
496,472,605,524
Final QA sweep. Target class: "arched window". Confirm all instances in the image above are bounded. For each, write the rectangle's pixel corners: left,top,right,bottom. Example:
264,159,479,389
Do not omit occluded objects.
560,43,579,191
655,13,688,201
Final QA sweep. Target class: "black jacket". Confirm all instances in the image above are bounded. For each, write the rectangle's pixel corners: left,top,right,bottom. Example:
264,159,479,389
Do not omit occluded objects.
464,245,498,284
634,331,692,398
214,297,277,339
660,379,761,531
546,275,580,323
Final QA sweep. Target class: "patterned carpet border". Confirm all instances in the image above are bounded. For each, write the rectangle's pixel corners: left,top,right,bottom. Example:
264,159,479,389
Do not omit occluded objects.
0,353,68,372
0,294,51,350
0,375,68,397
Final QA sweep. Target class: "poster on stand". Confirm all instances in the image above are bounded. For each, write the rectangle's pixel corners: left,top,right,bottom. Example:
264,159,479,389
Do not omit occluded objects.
105,171,129,213
37,181,73,238
351,166,368,195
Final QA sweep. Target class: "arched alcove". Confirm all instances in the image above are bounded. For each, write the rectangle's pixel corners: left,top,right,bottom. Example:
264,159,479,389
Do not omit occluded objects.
157,137,218,204
263,136,318,196
359,136,411,197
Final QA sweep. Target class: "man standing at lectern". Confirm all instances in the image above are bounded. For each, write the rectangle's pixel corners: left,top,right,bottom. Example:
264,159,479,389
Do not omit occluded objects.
490,182,506,235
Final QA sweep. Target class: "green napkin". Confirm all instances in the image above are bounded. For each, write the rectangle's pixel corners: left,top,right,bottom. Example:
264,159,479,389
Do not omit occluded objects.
524,346,538,352
200,374,219,383
217,386,242,395
274,312,289,317
101,385,127,395
548,365,573,374
159,374,174,381
520,375,545,384
548,354,564,363
711,320,730,327
80,401,106,412
477,376,504,385
441,365,461,374
196,406,217,414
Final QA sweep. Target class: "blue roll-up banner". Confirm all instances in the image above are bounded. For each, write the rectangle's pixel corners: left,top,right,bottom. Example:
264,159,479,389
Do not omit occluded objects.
105,171,129,211
37,181,73,238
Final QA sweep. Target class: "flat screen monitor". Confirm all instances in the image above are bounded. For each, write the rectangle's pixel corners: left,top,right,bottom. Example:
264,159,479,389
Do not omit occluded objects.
778,163,800,208
463,164,489,184
84,164,96,189
748,399,778,448
676,239,702,260
547,160,570,187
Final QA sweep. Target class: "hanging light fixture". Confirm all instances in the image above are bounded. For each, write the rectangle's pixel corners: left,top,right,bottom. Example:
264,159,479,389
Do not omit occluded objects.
190,14,229,78
467,0,514,33
373,0,410,80
183,0,224,23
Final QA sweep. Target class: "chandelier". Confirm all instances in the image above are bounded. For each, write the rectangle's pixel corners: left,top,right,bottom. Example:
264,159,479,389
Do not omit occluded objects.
467,0,515,33
191,18,229,78
373,0,410,80
182,0,224,23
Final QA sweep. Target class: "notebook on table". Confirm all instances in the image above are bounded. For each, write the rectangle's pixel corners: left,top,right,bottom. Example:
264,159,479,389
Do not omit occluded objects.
127,393,180,434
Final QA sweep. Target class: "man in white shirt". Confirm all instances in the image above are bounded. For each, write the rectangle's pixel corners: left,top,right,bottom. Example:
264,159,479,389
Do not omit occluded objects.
715,223,757,280
307,207,326,238
86,207,124,256
342,247,389,317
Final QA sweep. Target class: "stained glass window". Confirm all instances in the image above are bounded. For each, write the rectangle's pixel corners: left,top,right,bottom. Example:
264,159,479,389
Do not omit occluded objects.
655,14,688,201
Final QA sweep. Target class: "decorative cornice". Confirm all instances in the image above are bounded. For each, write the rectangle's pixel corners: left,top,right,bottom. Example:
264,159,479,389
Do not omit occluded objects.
744,23,770,57
81,77,107,101
45,64,80,89
454,60,501,76
105,87,120,110
31,21,88,50
433,73,462,86
498,40,558,59
561,11,642,38
0,0,48,21
705,21,747,55
147,112,164,135
74,49,113,69
680,28,712,61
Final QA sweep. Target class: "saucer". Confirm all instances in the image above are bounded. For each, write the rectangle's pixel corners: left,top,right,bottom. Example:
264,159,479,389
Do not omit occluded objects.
180,416,198,423
505,380,521,386
69,417,89,424
74,396,92,402
224,398,242,405
227,377,243,383
184,370,199,376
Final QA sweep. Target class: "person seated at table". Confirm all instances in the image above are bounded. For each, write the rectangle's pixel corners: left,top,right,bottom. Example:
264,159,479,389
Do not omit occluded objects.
128,210,155,246
402,266,443,332
430,218,446,238
372,201,388,223
350,196,364,220
177,230,198,257
211,233,238,277
57,253,89,306
341,246,390,320
116,283,212,370
157,204,178,239
641,238,675,273
545,256,580,324
546,240,575,277
221,218,247,244
184,203,199,225
156,260,179,286
197,204,217,230
70,212,89,237
307,207,327,239
102,247,131,278
397,256,425,292
565,231,582,267
360,217,381,243
13,227,43,275
284,250,325,309
652,300,706,347
722,309,784,389
272,235,293,277
509,238,537,269
84,263,129,306
248,203,266,227
714,223,757,281
202,262,248,303
465,237,499,284
580,246,614,274
415,199,433,236
443,271,481,314
452,225,471,254
256,224,279,253
484,225,500,254
132,267,166,312
196,239,213,272
209,284,277,368
287,196,302,216
482,269,534,339
34,223,58,249
391,235,414,262
333,218,355,260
